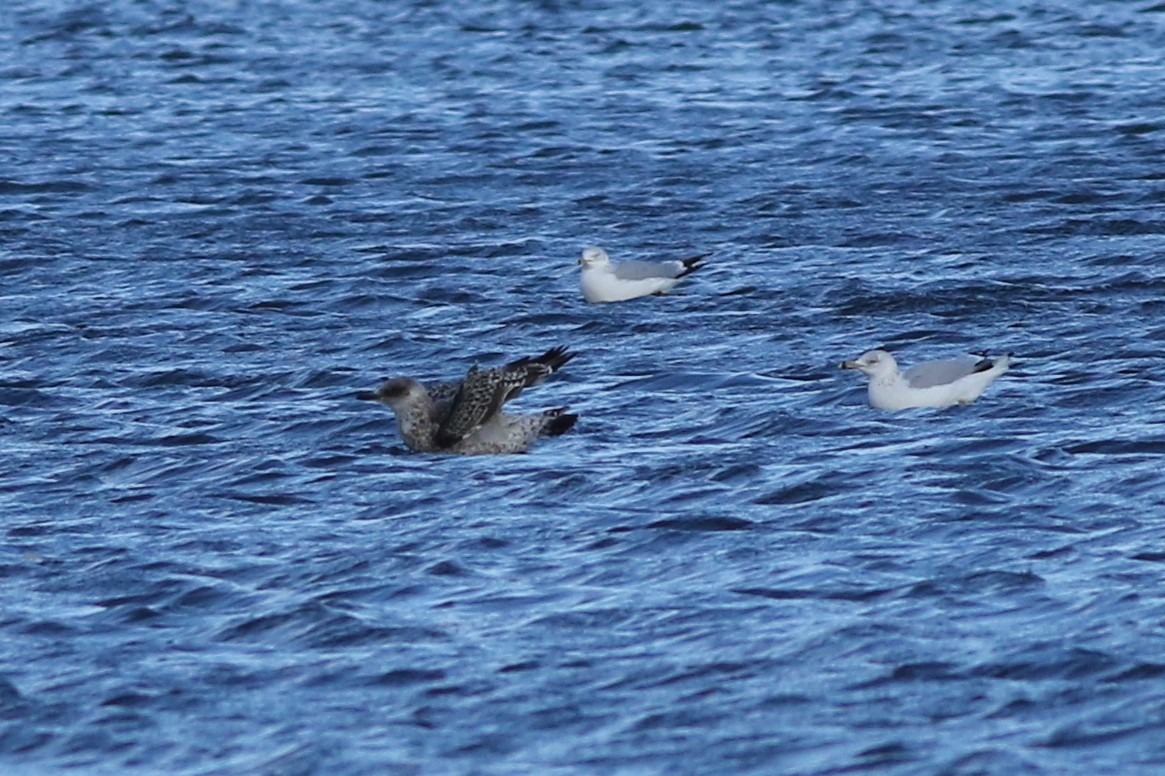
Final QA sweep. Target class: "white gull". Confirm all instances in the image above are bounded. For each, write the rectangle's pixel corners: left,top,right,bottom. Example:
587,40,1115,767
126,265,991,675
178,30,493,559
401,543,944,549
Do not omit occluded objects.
840,349,1012,410
577,246,708,303
358,346,577,454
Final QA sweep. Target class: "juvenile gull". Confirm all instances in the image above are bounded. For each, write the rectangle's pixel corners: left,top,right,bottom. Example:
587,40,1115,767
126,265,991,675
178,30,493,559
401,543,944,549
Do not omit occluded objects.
840,349,1012,410
578,246,708,303
357,346,578,454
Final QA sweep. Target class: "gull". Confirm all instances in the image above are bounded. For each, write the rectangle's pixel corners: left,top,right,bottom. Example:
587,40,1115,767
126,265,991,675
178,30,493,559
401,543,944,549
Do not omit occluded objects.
840,349,1012,410
577,246,708,303
357,346,578,454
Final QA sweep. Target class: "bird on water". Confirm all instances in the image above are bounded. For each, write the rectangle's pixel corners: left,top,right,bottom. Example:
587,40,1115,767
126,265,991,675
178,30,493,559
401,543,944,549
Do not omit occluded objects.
358,346,578,454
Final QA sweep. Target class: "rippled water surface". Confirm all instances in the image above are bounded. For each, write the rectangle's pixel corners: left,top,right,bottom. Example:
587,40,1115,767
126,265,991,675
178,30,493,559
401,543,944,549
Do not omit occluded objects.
4,1,1165,773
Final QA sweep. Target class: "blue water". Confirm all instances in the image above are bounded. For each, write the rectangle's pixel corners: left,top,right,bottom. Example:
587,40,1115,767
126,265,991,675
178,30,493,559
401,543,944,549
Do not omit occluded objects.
4,1,1165,773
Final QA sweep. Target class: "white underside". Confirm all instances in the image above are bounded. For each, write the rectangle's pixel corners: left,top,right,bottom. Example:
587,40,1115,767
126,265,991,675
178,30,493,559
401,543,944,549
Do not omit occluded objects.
867,362,1009,410
450,413,545,454
580,268,681,303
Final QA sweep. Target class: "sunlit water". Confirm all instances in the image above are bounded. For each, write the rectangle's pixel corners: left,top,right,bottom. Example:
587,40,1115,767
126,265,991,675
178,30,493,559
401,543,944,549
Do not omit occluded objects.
4,1,1165,773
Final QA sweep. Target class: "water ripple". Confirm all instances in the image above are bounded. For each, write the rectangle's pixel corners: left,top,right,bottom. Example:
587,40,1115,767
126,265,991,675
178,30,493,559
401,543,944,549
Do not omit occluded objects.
4,0,1165,773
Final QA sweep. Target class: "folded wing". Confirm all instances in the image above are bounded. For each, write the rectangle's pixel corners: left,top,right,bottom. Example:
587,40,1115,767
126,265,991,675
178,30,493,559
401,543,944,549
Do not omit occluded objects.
903,356,983,389
610,254,708,281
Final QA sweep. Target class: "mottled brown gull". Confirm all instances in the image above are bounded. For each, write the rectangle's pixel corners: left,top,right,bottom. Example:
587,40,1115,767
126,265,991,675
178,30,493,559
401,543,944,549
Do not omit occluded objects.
358,346,577,454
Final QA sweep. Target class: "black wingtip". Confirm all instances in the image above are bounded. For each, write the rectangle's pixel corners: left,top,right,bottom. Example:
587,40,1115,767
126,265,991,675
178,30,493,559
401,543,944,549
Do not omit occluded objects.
972,353,1013,373
535,345,576,373
677,253,710,278
543,408,578,437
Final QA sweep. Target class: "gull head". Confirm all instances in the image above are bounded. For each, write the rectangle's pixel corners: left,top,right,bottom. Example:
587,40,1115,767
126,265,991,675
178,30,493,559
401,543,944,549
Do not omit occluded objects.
356,377,425,410
839,349,898,378
579,246,612,269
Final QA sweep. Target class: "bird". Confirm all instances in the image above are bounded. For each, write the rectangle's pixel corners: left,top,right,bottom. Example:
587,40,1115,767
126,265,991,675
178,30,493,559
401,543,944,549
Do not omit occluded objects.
839,349,1012,410
357,346,578,454
577,246,708,303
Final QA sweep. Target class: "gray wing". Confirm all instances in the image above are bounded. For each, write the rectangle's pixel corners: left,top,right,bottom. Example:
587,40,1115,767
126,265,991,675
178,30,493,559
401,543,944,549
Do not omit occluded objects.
435,347,574,448
904,357,981,389
611,254,708,281
611,260,683,281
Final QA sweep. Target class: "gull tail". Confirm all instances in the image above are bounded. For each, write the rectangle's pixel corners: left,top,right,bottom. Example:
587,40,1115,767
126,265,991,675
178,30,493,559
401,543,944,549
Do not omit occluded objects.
542,407,578,437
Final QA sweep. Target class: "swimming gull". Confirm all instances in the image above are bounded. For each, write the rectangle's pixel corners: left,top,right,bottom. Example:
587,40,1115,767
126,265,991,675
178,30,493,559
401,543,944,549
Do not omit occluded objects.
577,246,708,303
840,349,1012,410
357,346,578,454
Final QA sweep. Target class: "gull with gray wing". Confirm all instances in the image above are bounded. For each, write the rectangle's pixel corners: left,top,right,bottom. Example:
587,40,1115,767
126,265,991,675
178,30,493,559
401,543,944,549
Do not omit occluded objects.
840,349,1012,410
577,246,708,303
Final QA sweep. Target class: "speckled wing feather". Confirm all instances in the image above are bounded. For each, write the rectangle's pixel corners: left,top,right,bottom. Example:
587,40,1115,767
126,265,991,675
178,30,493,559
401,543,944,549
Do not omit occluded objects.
425,380,461,403
434,346,574,448
507,345,574,381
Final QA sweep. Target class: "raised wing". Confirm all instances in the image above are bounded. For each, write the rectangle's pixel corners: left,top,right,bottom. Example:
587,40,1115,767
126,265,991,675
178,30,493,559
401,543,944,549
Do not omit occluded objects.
435,346,574,447
903,356,981,389
425,380,461,404
504,345,574,377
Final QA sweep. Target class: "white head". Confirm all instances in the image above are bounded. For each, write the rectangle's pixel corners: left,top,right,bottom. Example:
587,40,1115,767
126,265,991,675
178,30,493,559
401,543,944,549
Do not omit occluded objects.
579,246,611,269
840,349,899,378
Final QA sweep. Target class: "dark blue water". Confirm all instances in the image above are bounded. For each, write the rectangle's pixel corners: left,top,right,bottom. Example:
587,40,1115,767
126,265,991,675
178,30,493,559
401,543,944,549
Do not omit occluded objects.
4,1,1165,773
